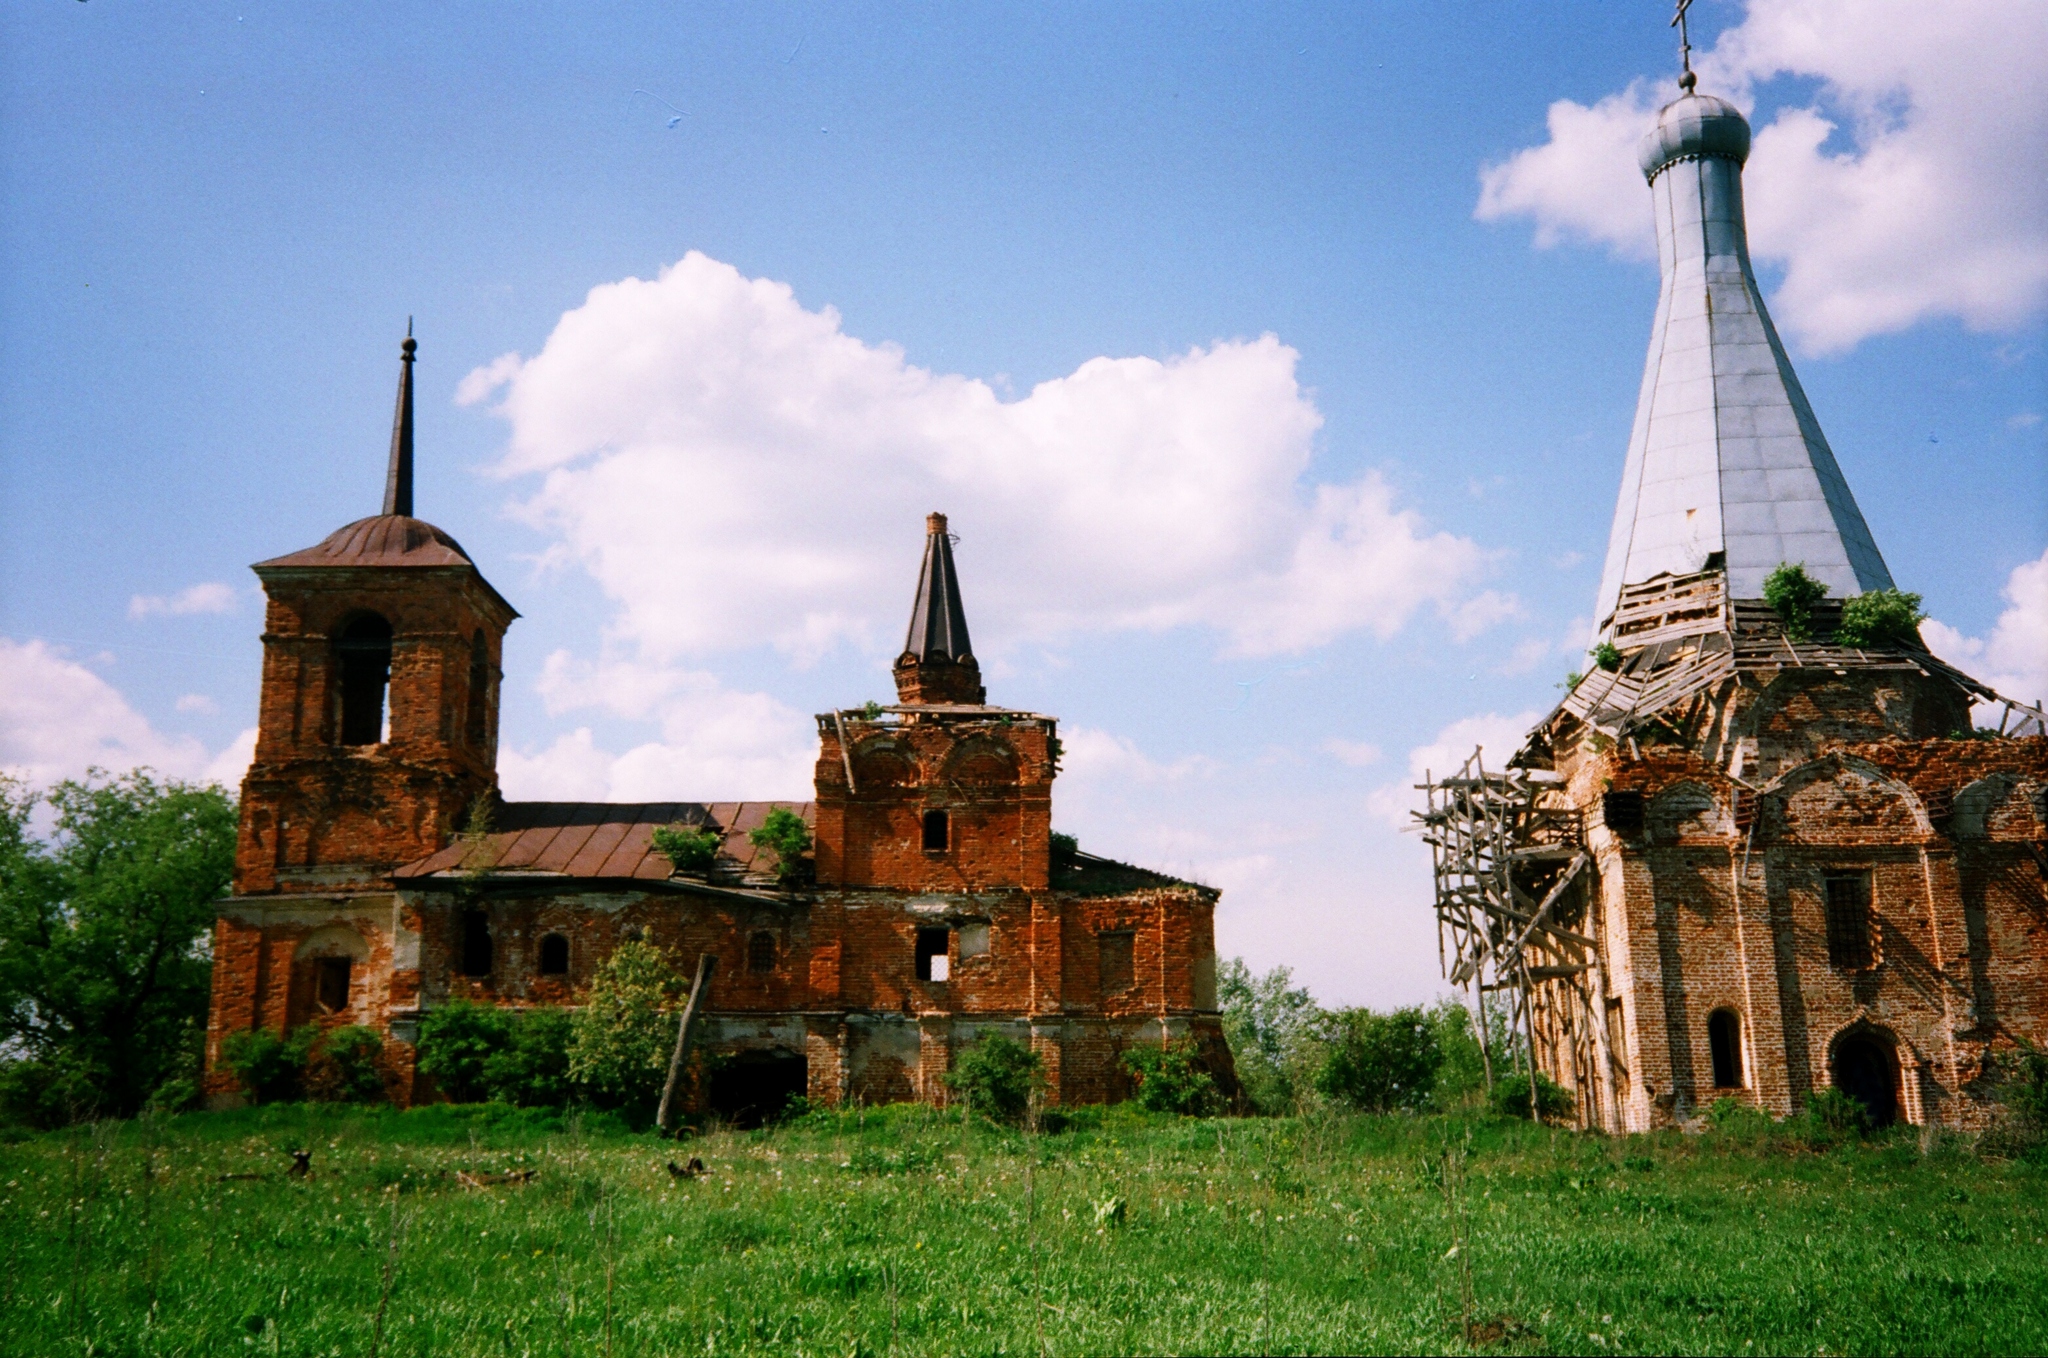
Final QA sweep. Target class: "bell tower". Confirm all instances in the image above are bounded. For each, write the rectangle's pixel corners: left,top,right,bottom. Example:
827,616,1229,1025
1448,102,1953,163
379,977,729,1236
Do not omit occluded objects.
235,330,518,894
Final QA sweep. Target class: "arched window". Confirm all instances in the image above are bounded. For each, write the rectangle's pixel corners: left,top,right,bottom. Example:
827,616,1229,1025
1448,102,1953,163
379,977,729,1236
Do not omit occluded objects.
922,809,950,852
1708,1009,1744,1088
538,933,569,976
748,930,777,974
464,630,490,747
337,614,394,746
459,908,493,977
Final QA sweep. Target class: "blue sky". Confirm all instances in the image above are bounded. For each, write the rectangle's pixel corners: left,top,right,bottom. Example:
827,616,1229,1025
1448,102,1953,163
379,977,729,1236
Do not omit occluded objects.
4,1,2043,1006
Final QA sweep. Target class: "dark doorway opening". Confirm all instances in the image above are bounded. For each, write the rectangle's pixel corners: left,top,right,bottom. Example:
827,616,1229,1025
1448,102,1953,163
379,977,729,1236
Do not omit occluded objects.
1708,1009,1743,1088
538,933,569,975
1833,1034,1898,1128
710,1048,807,1128
337,614,394,746
460,909,493,977
915,926,950,982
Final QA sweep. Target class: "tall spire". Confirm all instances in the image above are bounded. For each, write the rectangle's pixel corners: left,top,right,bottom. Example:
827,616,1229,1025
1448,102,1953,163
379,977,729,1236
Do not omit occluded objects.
1593,85,1893,634
894,512,986,706
381,321,416,518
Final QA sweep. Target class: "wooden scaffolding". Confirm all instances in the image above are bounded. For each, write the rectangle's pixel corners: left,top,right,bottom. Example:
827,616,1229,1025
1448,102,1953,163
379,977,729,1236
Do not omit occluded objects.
1415,749,1619,1129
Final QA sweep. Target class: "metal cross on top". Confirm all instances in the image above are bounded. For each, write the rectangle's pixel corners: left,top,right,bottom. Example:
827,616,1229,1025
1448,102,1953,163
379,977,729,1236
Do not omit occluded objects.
1671,0,1698,90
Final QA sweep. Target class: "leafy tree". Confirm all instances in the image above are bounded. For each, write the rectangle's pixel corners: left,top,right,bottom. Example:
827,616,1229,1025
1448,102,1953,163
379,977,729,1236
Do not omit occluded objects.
1763,562,1828,642
650,823,722,875
483,1007,574,1107
943,1033,1042,1123
1121,1040,1220,1115
1217,957,1320,1114
1834,588,1926,648
749,809,813,886
568,941,686,1116
417,999,515,1102
0,770,235,1125
1314,1004,1444,1114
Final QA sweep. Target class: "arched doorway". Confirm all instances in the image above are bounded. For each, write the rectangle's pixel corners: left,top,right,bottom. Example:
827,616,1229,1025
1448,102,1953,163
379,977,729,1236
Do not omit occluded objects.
1832,1033,1898,1128
710,1048,807,1128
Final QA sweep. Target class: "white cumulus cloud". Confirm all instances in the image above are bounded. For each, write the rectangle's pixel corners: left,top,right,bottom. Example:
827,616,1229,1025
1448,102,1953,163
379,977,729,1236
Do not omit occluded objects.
463,251,1497,668
1924,547,2048,724
129,582,238,619
1365,708,1543,830
1477,0,2048,353
0,637,253,790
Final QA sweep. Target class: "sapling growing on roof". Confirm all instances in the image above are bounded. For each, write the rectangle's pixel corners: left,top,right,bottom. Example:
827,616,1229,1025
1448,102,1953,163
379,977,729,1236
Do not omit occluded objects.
1833,587,1926,648
749,808,813,886
1763,562,1828,642
650,823,721,876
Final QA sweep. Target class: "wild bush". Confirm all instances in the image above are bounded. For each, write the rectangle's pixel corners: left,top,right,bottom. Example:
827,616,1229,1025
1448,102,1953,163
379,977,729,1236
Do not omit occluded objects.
417,999,514,1103
943,1033,1042,1123
1121,1041,1220,1116
568,941,685,1117
1590,642,1622,672
1315,1005,1445,1114
1486,1070,1574,1122
749,809,814,886
650,823,722,875
1978,1042,2048,1160
1763,562,1828,641
1833,588,1926,648
304,1025,385,1103
484,1007,575,1108
221,1025,319,1104
1797,1086,1870,1143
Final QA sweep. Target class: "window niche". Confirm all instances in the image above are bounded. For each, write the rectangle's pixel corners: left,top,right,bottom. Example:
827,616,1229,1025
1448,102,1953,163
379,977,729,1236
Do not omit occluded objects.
1708,1008,1744,1088
915,926,950,982
1823,871,1875,970
464,629,491,747
537,933,569,976
337,614,394,746
314,956,352,1014
1098,930,1135,994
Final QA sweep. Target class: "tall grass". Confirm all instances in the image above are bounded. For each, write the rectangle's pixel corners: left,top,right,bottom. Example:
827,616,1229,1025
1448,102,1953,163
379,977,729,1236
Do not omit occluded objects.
0,1101,2042,1355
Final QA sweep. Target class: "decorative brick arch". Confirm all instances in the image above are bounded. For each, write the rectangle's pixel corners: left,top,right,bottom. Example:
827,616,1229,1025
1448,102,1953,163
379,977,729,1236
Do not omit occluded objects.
1760,753,1936,843
943,736,1019,786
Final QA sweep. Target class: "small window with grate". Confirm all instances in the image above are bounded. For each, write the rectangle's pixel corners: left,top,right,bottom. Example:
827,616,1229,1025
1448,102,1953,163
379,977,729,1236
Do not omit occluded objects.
314,956,352,1014
460,908,493,977
538,933,569,976
922,809,950,852
915,926,950,982
1823,872,1874,970
748,930,777,974
1098,930,1135,994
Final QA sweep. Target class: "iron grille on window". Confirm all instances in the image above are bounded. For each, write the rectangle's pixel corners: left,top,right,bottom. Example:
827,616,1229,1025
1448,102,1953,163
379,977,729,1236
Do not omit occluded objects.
1823,872,1874,970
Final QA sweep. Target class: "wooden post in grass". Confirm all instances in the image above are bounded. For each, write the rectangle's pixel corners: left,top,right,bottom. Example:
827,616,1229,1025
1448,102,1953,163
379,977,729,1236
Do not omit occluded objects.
656,953,717,1136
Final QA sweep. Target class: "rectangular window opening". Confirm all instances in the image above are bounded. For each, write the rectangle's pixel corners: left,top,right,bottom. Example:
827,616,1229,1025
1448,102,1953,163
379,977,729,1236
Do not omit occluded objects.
460,908,493,978
1823,872,1874,970
915,926,950,982
921,809,950,852
314,957,352,1014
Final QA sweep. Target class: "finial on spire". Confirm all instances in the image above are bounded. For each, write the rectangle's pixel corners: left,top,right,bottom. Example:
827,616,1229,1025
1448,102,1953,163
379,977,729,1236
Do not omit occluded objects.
894,511,985,706
382,322,416,518
1671,0,1698,92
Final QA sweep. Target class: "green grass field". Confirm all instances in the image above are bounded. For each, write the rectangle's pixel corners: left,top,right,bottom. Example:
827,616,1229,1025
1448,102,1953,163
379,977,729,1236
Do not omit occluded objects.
3,1103,2044,1356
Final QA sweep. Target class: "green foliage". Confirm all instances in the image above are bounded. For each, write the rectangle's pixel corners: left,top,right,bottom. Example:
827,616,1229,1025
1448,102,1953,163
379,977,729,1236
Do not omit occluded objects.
860,700,885,720
0,770,235,1125
1049,831,1079,860
417,1000,514,1103
304,1025,386,1103
1834,587,1927,648
1707,1096,1775,1140
1486,1070,1575,1122
651,822,723,875
941,1033,1042,1124
1121,1041,1221,1116
749,808,814,886
1217,958,1320,1114
221,1025,320,1104
1800,1086,1870,1139
1314,1005,1445,1114
484,1007,575,1108
1590,642,1622,672
1763,562,1829,641
1423,999,1499,1110
567,941,685,1117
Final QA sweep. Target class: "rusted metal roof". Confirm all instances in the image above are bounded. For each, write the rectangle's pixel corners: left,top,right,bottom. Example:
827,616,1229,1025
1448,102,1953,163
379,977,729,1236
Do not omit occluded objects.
257,514,476,570
393,800,815,883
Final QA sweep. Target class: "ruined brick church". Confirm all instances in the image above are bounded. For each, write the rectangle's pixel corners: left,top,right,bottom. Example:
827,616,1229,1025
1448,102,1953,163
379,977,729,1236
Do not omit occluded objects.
203,334,1231,1116
1424,72,2047,1134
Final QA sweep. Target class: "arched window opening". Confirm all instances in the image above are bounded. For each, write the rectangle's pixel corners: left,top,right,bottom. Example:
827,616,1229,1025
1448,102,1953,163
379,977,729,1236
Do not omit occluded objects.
538,933,569,976
1708,1009,1744,1088
314,957,352,1014
465,630,490,747
922,809,950,853
748,930,777,974
1833,1033,1899,1128
459,908,493,977
337,614,394,746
